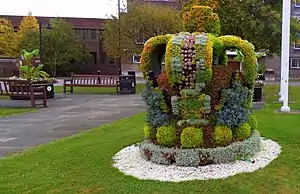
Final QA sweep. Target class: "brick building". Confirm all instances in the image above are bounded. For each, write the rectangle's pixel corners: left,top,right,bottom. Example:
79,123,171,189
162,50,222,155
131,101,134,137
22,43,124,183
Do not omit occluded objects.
0,0,179,76
2,15,119,75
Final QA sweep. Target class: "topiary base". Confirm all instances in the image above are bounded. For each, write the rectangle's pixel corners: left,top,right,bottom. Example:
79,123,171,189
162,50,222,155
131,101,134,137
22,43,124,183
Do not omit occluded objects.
139,130,261,166
113,136,281,182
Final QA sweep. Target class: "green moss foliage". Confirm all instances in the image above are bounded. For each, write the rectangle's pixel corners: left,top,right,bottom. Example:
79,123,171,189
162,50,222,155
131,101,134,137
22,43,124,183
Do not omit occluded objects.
248,114,258,131
140,34,172,78
183,6,220,35
180,127,203,149
156,125,177,148
217,35,257,87
144,124,156,140
233,123,251,141
213,125,232,147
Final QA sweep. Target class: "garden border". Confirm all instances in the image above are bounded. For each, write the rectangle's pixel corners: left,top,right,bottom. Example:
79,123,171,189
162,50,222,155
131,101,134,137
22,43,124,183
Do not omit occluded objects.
139,130,261,166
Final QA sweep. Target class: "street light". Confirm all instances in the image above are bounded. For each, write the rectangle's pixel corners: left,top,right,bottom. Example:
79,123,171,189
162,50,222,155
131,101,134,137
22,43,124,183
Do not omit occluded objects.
38,21,52,64
118,0,122,75
279,0,291,112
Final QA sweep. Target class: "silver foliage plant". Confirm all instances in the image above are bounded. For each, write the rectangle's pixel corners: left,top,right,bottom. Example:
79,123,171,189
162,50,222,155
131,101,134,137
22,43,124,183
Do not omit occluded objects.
140,130,261,167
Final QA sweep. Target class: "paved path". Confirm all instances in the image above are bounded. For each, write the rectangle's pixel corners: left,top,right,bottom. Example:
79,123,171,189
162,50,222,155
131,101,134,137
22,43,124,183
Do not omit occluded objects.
0,94,146,157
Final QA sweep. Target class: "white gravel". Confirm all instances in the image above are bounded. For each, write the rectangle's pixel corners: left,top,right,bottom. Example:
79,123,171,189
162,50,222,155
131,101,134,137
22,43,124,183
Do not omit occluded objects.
112,138,281,182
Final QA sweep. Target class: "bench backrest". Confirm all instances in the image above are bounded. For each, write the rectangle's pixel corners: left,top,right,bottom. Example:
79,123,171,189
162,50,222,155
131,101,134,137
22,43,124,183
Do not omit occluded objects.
0,79,33,96
72,75,119,85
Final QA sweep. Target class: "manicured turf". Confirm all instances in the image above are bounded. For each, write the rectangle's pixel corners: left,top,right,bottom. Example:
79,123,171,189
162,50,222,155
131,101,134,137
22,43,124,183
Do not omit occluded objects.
0,108,36,117
0,85,300,193
54,84,145,94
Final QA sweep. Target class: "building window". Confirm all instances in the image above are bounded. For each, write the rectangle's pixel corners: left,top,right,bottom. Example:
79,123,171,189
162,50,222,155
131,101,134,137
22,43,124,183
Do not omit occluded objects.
91,29,97,40
109,57,115,64
75,29,81,38
83,29,89,40
132,54,141,64
295,0,300,7
291,58,300,69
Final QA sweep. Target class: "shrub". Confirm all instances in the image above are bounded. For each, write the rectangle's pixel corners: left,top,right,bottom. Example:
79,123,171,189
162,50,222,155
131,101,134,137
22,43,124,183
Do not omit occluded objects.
146,108,170,129
144,125,156,140
141,130,261,166
216,81,251,127
142,81,170,129
180,127,203,149
212,125,232,147
248,115,258,131
208,66,231,111
233,123,251,141
157,72,170,91
183,6,220,35
156,125,177,147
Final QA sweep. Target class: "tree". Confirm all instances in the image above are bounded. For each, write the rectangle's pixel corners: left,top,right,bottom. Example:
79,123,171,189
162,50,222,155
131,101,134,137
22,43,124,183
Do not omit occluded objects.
103,1,182,59
0,18,18,56
21,18,91,76
18,15,39,36
181,0,300,55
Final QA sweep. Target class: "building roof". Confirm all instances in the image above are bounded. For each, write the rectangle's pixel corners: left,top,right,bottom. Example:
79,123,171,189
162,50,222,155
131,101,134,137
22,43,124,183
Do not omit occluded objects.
0,15,106,29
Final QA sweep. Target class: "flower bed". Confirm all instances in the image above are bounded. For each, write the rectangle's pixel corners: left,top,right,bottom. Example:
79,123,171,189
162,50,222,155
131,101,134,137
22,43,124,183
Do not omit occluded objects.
139,130,261,166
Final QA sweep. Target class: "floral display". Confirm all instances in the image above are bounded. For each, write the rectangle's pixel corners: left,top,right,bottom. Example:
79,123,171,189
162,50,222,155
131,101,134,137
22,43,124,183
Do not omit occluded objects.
139,5,261,166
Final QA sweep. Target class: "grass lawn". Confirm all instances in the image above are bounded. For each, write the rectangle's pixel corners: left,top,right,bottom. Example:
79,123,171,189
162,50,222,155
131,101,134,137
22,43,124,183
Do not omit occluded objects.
0,108,36,117
54,84,145,94
0,95,36,117
0,85,300,193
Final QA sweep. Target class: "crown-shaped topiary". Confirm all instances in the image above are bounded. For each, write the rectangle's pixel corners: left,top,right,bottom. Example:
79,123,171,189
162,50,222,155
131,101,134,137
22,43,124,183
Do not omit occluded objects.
139,3,260,166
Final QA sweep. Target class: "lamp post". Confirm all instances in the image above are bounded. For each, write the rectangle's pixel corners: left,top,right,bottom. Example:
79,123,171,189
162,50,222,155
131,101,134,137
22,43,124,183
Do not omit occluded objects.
38,21,44,64
38,21,52,64
118,0,122,75
280,0,291,112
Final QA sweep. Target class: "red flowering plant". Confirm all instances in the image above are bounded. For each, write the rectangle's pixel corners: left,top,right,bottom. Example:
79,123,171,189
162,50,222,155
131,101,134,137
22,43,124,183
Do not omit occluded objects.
157,72,171,92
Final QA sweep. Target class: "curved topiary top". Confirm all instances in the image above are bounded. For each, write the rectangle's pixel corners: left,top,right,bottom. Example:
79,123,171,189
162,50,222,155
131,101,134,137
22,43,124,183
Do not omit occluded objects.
183,6,220,36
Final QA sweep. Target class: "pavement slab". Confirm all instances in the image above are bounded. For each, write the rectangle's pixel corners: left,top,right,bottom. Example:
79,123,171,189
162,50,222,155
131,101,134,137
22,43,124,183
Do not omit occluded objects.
0,94,146,157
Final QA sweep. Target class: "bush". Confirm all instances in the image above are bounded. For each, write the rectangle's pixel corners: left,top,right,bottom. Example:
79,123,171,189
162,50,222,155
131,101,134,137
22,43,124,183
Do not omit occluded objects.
144,125,156,140
157,72,171,91
180,127,203,149
209,66,231,111
216,82,251,127
233,123,251,141
183,6,220,35
212,125,232,147
248,115,258,131
156,125,177,147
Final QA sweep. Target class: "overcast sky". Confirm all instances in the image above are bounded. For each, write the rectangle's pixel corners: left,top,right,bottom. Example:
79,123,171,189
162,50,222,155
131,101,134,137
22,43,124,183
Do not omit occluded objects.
0,0,127,19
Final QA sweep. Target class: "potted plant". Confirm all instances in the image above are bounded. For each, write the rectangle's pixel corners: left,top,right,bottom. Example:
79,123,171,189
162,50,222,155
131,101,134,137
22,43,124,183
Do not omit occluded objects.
9,49,57,100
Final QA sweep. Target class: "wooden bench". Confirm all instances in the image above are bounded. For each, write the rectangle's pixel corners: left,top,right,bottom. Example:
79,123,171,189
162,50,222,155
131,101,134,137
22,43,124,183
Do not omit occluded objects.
0,79,47,108
63,74,120,94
